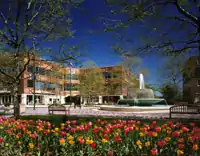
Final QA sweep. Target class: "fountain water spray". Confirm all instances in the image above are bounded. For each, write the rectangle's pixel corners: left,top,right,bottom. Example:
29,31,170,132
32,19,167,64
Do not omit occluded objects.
139,73,145,89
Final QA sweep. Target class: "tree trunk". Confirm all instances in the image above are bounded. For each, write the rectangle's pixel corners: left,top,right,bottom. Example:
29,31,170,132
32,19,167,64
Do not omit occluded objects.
12,82,20,119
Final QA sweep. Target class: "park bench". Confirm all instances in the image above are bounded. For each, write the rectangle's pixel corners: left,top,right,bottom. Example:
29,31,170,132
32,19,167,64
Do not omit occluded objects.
48,104,70,115
169,104,200,119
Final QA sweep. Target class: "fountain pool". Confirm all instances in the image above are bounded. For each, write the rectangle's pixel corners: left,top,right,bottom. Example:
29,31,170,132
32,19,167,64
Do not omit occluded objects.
99,73,170,112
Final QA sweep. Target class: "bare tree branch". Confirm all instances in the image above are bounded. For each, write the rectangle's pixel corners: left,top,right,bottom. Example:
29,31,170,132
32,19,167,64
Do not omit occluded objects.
167,16,198,28
174,0,198,24
0,12,15,41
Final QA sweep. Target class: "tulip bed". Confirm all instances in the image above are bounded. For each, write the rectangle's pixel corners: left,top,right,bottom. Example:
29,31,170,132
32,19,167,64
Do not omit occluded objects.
0,116,199,156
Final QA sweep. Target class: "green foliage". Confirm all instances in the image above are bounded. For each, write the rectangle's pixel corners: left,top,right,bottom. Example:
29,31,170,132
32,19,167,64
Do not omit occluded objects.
79,61,105,101
160,84,179,104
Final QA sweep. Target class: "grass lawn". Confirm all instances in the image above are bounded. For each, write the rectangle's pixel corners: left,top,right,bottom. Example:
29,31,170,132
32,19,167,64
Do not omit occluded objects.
19,115,200,126
0,112,12,116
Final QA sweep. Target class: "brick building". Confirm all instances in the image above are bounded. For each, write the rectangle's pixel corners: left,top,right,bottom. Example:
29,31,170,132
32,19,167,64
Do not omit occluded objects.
0,57,137,106
183,56,200,104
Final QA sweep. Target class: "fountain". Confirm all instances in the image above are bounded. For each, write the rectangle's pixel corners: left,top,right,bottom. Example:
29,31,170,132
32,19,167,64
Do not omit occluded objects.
100,73,170,112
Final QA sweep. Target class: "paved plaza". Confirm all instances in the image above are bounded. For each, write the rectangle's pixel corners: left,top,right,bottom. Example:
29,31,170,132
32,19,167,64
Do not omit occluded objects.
23,106,200,120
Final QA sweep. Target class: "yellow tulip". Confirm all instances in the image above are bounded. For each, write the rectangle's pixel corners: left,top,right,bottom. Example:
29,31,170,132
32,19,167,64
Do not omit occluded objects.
177,150,184,155
28,143,34,149
145,141,150,147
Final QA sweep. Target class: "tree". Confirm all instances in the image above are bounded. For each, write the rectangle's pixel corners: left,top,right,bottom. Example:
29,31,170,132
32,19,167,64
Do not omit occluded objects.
0,0,82,118
104,0,200,57
160,84,178,104
158,55,188,95
120,56,148,79
78,60,105,104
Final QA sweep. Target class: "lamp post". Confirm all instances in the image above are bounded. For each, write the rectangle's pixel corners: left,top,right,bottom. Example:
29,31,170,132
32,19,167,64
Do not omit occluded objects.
69,62,72,107
33,37,36,110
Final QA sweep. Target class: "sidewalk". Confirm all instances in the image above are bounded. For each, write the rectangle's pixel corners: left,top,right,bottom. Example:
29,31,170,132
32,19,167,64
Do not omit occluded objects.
23,107,200,120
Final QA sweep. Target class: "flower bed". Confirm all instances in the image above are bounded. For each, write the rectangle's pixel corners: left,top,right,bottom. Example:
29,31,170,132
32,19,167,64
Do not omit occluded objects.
0,116,199,155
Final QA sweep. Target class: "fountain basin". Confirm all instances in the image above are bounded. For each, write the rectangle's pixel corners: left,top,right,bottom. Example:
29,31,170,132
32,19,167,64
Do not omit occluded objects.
100,105,170,112
117,98,168,106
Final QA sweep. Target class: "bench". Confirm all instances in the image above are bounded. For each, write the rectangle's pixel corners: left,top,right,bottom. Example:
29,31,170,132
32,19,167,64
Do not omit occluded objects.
169,104,200,119
48,104,70,115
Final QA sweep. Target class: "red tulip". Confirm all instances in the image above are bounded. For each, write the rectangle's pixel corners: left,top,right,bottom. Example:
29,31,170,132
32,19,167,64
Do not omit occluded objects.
65,121,70,125
92,128,99,133
97,119,101,124
136,121,140,125
37,143,41,149
90,142,96,148
71,128,76,133
151,148,158,155
104,135,109,140
170,124,175,129
172,131,180,138
181,126,189,132
155,126,161,133
190,122,195,127
112,120,117,124
152,121,157,125
88,121,92,127
118,120,122,123
79,139,85,144
0,137,3,144
124,127,129,135
104,128,110,134
158,140,166,147
178,144,185,149
114,136,122,142
147,131,153,137
71,120,76,125
60,131,66,136
107,149,114,156
167,121,173,125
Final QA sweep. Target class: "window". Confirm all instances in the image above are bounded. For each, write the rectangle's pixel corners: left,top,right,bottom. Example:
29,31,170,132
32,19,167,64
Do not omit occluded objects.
197,59,199,65
35,82,45,89
64,83,78,91
64,83,72,91
56,84,63,90
65,74,78,80
104,72,111,78
35,67,45,75
197,80,200,86
47,83,54,89
195,67,200,77
27,66,34,73
27,80,34,87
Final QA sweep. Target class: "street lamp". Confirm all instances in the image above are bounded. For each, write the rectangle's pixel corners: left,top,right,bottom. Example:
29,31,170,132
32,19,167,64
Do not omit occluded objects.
33,37,36,110
69,62,72,107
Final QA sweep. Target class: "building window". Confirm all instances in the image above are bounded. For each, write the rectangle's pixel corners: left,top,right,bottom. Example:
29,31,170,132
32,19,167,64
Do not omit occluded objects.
197,60,199,65
27,80,34,87
104,72,111,78
195,67,200,77
47,83,54,89
197,80,200,86
65,74,78,80
27,66,34,73
64,83,72,91
35,82,45,89
64,83,78,91
35,67,45,75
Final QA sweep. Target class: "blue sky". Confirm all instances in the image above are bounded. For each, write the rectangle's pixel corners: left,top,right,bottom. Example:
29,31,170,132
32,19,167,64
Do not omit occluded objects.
68,0,166,85
1,0,196,88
